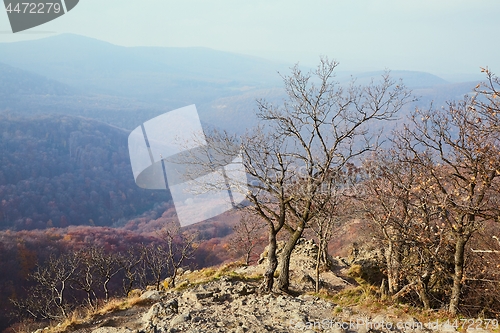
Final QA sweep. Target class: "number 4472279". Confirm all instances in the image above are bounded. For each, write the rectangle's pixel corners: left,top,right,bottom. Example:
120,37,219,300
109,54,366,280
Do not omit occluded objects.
5,2,62,14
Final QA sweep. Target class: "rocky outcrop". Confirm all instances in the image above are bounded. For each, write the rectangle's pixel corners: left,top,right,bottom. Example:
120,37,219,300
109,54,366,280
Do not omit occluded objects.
133,277,469,333
139,276,335,333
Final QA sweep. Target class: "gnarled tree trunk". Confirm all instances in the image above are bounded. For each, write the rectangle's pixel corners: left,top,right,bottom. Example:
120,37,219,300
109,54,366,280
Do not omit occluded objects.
449,235,467,315
263,229,279,292
277,227,303,292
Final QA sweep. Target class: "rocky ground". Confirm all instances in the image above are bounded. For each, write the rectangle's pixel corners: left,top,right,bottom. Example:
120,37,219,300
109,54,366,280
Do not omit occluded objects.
37,239,497,333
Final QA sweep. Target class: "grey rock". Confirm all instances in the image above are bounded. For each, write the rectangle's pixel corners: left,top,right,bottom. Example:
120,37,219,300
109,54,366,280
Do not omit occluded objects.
233,283,255,296
276,295,288,306
213,293,232,302
298,272,316,288
140,290,163,301
142,299,178,324
183,291,214,302
289,311,308,325
170,312,191,327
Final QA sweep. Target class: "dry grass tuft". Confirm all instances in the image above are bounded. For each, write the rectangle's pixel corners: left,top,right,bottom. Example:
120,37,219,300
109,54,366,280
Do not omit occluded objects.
176,261,261,288
9,295,155,333
96,296,152,316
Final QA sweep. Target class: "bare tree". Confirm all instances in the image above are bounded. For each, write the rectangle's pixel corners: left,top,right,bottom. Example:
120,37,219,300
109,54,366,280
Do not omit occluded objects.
92,248,123,302
71,248,99,309
167,122,290,292
157,221,198,288
361,149,450,308
239,127,293,292
13,253,80,320
256,58,412,292
309,165,357,292
119,247,143,296
139,243,168,291
185,58,412,292
360,152,407,296
229,211,266,265
396,87,500,314
310,201,337,293
474,68,500,135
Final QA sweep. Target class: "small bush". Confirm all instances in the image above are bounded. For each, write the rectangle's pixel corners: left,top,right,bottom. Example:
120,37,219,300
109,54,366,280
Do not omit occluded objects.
347,264,363,279
347,261,384,285
128,289,142,298
332,284,378,307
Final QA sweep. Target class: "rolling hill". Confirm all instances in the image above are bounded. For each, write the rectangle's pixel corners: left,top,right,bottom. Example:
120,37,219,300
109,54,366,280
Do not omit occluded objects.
0,34,482,134
0,114,171,230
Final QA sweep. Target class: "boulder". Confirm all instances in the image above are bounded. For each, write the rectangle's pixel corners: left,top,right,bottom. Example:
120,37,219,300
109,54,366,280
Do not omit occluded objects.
142,299,178,325
140,290,163,301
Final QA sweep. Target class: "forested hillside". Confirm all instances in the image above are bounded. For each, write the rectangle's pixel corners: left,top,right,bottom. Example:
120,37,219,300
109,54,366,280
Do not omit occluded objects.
0,114,170,230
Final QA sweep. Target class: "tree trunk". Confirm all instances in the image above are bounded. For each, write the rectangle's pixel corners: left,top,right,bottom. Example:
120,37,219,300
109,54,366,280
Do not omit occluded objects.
449,236,466,315
315,239,321,293
155,276,161,291
57,281,67,318
170,268,177,288
263,229,278,292
277,226,303,292
416,278,430,309
380,278,388,298
386,240,400,295
417,261,433,309
320,238,331,267
123,276,134,296
104,278,110,302
84,289,96,309
245,249,251,266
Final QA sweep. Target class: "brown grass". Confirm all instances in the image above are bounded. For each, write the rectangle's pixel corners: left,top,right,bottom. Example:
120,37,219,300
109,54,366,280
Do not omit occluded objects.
95,296,147,316
9,295,155,333
175,261,262,289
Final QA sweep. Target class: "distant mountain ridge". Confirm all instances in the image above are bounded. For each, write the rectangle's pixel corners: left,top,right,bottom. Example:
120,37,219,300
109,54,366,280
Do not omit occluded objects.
350,70,450,88
0,34,288,101
0,61,76,97
0,34,482,134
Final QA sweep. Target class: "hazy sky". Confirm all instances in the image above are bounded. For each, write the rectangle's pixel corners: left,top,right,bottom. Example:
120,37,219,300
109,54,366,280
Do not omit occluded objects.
0,0,498,76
